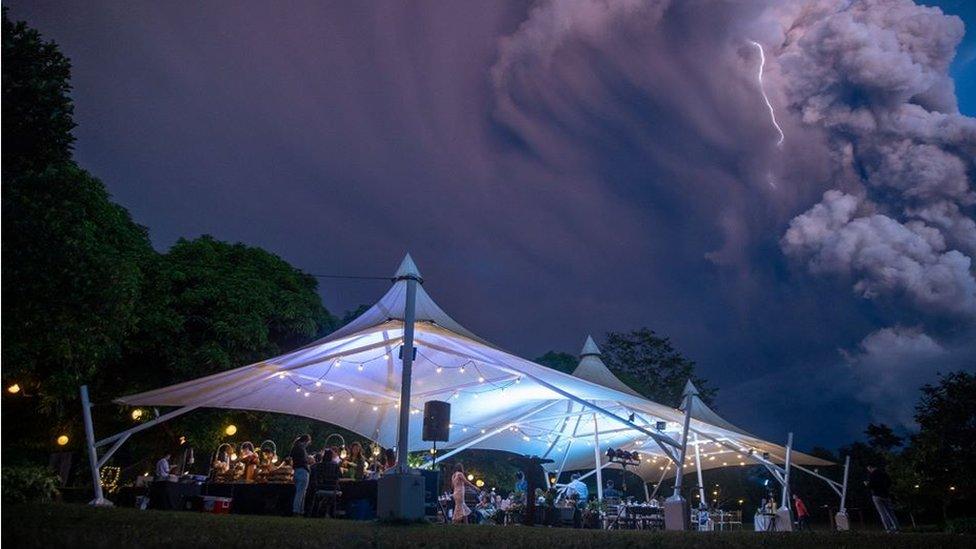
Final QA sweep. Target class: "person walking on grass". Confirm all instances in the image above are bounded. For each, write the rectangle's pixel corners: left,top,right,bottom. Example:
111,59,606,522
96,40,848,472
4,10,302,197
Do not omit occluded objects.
792,494,809,530
866,464,899,532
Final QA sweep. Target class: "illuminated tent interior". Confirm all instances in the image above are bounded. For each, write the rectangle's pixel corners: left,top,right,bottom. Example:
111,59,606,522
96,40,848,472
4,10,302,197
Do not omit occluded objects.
113,255,830,489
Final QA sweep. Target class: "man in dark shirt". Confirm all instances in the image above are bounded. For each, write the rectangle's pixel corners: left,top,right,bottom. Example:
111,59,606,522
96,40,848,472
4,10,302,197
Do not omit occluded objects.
865,465,898,532
307,449,341,517
290,434,312,516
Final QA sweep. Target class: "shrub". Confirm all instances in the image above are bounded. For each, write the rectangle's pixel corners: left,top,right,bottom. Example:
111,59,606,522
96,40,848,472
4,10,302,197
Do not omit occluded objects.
1,465,61,504
945,517,976,535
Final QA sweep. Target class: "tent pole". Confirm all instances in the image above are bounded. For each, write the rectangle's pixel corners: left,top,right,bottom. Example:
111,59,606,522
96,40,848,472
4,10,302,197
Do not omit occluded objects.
780,432,793,508
650,462,669,500
97,433,131,468
95,405,199,448
839,454,850,513
80,385,111,506
644,481,651,503
555,414,583,480
693,433,706,505
593,414,604,502
671,390,694,498
394,273,419,473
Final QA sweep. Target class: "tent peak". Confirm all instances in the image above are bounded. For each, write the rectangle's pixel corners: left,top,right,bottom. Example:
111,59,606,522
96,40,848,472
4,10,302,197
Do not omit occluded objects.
580,335,602,357
394,253,423,282
682,379,700,398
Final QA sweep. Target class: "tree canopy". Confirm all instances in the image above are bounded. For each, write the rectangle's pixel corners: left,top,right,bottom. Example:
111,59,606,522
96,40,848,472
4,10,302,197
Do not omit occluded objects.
601,328,715,406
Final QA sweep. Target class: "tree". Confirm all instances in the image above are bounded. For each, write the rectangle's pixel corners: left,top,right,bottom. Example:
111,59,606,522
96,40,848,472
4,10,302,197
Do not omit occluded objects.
2,11,155,418
601,328,715,406
900,371,976,521
2,9,76,173
534,351,577,374
119,235,336,389
864,423,903,453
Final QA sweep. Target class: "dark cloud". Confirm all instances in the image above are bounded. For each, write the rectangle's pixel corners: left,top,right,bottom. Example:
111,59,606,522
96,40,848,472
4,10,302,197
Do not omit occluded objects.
7,0,974,447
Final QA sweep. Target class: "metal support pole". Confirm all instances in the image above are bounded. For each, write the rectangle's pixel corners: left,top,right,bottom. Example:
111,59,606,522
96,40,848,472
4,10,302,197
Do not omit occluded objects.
395,275,418,473
80,385,111,506
593,414,604,501
839,455,850,512
836,454,851,531
671,391,694,498
644,482,651,503
780,432,793,508
775,432,794,531
693,433,706,505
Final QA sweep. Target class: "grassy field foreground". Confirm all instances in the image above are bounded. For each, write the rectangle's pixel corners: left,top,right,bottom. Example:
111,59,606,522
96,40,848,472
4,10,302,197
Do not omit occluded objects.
2,504,971,548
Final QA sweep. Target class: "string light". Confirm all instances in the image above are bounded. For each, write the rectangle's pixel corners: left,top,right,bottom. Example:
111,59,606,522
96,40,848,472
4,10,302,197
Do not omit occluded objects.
459,366,466,373
328,395,334,401
131,409,144,420
295,387,302,393
372,405,379,411
478,376,485,383
304,392,310,397
357,365,364,372
315,381,322,387
436,367,443,374
349,397,355,403
278,373,286,379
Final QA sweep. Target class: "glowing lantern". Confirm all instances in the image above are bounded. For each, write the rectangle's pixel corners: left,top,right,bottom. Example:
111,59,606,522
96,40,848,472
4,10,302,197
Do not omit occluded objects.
7,384,21,394
225,424,238,436
57,435,69,446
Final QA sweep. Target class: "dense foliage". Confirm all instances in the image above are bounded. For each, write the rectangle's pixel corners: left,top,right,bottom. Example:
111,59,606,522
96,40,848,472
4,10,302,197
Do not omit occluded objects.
536,329,715,407
1,12,337,472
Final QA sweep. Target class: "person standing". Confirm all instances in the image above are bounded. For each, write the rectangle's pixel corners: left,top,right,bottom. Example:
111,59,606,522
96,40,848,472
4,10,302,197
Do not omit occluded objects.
451,463,477,524
866,464,899,532
792,494,809,530
290,434,312,516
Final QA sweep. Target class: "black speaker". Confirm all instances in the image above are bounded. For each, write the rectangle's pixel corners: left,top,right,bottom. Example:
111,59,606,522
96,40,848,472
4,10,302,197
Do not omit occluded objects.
422,400,451,442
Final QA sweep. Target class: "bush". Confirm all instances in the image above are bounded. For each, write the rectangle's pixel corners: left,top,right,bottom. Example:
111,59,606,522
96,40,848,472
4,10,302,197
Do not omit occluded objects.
945,517,976,535
1,466,61,504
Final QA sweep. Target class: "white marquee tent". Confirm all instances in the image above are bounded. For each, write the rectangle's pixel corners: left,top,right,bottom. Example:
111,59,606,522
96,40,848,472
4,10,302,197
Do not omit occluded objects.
82,255,846,520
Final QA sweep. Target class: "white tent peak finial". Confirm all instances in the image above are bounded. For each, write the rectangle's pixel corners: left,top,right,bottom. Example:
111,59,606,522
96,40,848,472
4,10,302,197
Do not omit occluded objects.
394,253,423,282
682,379,700,398
580,335,602,357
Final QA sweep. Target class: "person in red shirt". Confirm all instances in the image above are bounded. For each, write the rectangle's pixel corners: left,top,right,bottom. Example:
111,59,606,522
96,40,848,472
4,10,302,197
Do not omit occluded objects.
792,494,810,530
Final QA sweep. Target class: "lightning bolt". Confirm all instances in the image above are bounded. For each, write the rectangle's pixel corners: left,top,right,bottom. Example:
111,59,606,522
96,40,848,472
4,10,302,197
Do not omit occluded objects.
749,40,784,147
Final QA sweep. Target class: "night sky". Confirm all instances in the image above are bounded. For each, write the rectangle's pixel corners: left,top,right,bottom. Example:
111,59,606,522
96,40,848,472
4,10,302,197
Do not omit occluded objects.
8,0,976,450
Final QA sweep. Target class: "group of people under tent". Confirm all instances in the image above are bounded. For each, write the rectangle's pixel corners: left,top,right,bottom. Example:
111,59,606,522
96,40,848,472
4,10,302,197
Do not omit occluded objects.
288,434,398,516
151,433,397,516
150,433,900,531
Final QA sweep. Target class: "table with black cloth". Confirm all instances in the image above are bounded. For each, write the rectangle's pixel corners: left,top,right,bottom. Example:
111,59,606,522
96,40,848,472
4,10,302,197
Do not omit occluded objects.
202,483,295,515
200,480,377,517
148,480,202,510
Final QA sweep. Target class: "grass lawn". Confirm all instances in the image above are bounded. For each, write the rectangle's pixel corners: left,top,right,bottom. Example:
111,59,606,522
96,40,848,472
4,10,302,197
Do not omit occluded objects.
2,504,970,548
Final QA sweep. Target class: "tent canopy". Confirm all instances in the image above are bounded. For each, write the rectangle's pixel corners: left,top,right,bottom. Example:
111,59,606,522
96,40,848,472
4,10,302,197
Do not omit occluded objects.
118,255,830,482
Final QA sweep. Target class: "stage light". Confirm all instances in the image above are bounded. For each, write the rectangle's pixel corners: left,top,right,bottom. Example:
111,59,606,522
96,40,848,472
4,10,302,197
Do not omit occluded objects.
225,425,238,436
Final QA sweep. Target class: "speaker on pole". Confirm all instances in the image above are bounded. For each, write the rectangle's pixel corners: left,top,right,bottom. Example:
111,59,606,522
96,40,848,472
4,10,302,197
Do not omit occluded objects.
422,401,451,442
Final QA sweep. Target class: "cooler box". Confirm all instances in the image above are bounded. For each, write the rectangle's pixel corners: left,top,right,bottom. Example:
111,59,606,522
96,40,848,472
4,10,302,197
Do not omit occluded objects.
202,496,232,514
